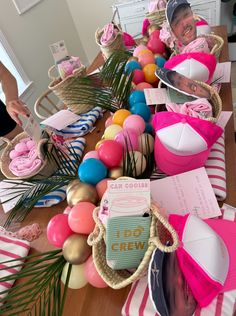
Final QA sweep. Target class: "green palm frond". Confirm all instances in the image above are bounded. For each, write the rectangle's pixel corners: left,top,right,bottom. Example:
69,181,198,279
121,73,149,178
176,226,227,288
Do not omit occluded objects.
0,250,70,316
2,142,80,228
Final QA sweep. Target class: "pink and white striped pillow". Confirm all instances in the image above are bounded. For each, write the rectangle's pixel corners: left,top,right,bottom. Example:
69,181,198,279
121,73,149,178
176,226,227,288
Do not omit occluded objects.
122,207,236,316
0,233,30,301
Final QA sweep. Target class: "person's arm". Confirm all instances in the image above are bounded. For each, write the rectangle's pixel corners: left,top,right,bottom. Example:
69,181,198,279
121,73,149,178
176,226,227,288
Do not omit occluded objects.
0,62,29,125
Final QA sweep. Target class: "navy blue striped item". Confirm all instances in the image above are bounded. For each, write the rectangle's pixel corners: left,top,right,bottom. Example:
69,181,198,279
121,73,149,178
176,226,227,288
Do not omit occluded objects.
54,107,103,139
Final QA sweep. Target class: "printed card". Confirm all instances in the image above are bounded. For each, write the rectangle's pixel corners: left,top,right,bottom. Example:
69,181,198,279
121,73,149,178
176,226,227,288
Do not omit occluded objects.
23,114,42,143
144,88,169,105
212,62,231,83
49,40,69,64
150,168,221,219
40,110,81,130
107,179,150,218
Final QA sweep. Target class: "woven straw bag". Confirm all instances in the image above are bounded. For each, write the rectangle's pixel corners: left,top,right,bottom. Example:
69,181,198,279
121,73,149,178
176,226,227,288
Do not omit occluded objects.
87,203,179,289
48,65,94,114
202,34,224,60
145,9,166,28
158,80,222,123
0,132,57,180
95,26,125,60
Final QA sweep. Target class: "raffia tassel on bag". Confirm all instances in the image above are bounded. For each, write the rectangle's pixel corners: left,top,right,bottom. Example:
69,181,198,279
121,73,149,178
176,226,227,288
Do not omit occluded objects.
95,23,125,60
87,203,179,289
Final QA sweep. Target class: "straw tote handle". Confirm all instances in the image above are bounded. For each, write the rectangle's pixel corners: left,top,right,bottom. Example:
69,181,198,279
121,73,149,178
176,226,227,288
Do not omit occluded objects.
149,204,179,253
48,65,59,80
87,207,105,246
0,137,12,146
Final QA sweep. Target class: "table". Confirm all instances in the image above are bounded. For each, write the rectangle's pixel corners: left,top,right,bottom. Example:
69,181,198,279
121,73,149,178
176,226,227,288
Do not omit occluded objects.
0,25,236,316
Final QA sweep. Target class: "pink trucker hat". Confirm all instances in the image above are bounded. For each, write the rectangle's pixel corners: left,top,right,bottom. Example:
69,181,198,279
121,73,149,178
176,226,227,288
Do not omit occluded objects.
152,112,223,175
169,214,236,307
164,52,217,84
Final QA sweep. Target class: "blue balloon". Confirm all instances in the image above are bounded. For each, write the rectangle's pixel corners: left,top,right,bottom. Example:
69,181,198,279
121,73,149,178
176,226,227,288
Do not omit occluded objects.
131,103,151,122
155,56,166,68
128,90,146,107
78,158,107,185
145,122,154,135
124,60,142,75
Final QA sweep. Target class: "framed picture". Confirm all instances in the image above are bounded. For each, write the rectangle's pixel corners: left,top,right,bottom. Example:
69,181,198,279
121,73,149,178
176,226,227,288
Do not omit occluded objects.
12,0,42,15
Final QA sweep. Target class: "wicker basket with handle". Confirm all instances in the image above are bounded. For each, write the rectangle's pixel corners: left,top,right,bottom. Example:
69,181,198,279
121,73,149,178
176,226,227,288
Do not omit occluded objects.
87,203,179,289
48,65,95,114
0,132,57,180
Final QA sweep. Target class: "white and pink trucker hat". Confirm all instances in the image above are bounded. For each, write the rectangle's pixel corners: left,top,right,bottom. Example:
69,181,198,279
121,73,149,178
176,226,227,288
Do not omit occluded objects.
164,52,217,84
169,214,236,307
152,112,223,175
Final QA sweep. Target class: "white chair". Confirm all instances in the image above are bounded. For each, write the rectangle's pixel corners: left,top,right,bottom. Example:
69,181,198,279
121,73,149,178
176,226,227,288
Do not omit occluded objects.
34,89,64,120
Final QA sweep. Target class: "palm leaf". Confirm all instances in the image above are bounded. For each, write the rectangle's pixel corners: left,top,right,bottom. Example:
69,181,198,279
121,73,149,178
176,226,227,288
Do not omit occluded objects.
0,249,70,316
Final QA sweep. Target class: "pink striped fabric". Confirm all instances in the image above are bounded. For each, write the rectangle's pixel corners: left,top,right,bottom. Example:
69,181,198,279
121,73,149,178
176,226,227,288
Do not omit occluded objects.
205,134,226,201
0,232,30,301
122,206,236,316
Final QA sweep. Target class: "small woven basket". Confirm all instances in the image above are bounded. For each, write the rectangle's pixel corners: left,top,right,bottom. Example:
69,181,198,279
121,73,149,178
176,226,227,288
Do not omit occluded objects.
158,80,222,123
145,9,166,28
202,34,224,60
87,203,179,289
48,65,95,114
95,26,125,60
0,132,58,180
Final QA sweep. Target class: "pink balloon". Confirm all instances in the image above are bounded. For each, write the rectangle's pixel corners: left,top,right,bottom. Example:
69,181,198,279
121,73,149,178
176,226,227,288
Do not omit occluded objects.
105,115,113,128
83,150,99,161
135,82,153,91
97,140,123,168
85,255,108,288
133,44,147,57
123,115,146,135
138,54,155,68
96,178,111,200
114,129,139,151
63,206,72,214
132,69,145,85
47,214,73,248
68,202,96,234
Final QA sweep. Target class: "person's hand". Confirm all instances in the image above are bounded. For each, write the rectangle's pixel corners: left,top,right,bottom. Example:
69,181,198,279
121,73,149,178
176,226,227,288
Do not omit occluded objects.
6,99,30,126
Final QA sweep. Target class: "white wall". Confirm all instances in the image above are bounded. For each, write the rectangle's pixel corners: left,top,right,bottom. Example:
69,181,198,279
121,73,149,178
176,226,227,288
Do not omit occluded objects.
66,0,114,64
0,0,88,113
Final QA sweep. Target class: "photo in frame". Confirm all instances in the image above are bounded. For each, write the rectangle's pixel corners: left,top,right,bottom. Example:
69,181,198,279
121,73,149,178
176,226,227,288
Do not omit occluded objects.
12,0,42,15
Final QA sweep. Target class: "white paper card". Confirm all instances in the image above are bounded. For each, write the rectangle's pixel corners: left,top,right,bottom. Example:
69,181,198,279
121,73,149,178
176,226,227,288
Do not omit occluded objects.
144,88,169,105
49,40,69,64
40,110,80,130
217,111,232,129
23,114,42,143
0,180,33,213
107,179,150,218
212,62,231,83
150,168,221,219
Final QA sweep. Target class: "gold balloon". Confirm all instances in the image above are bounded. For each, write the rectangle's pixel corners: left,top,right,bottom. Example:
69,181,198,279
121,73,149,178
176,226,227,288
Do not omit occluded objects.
108,167,123,179
63,234,92,264
67,180,98,206
128,56,138,62
148,25,159,36
139,36,149,45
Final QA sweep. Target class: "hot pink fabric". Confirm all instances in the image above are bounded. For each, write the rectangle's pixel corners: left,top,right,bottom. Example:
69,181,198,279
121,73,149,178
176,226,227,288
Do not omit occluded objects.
166,98,213,119
123,32,136,47
164,52,216,84
142,18,150,36
152,112,223,175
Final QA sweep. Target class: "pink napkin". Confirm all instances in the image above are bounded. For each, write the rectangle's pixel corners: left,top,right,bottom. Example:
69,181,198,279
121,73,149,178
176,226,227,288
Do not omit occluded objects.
122,207,236,316
182,37,210,54
0,230,30,302
100,23,118,46
166,98,213,119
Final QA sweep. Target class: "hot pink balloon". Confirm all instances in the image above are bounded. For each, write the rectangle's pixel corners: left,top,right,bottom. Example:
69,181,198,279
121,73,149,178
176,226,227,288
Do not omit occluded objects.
132,69,145,85
135,82,153,91
47,214,73,248
63,206,72,215
96,178,111,200
85,255,108,288
68,202,96,234
97,140,123,168
114,129,139,151
105,115,113,128
83,150,99,161
123,115,146,135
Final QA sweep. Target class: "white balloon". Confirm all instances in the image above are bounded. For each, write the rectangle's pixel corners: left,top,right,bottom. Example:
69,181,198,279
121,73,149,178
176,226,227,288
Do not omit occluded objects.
61,262,88,289
138,133,154,155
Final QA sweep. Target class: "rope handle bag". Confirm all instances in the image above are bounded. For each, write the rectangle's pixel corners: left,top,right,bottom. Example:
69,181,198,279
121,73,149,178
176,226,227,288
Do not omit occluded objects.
87,202,179,289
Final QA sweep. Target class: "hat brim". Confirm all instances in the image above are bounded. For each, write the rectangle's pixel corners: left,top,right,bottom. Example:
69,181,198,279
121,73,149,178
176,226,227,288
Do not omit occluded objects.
205,218,236,292
148,248,169,316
